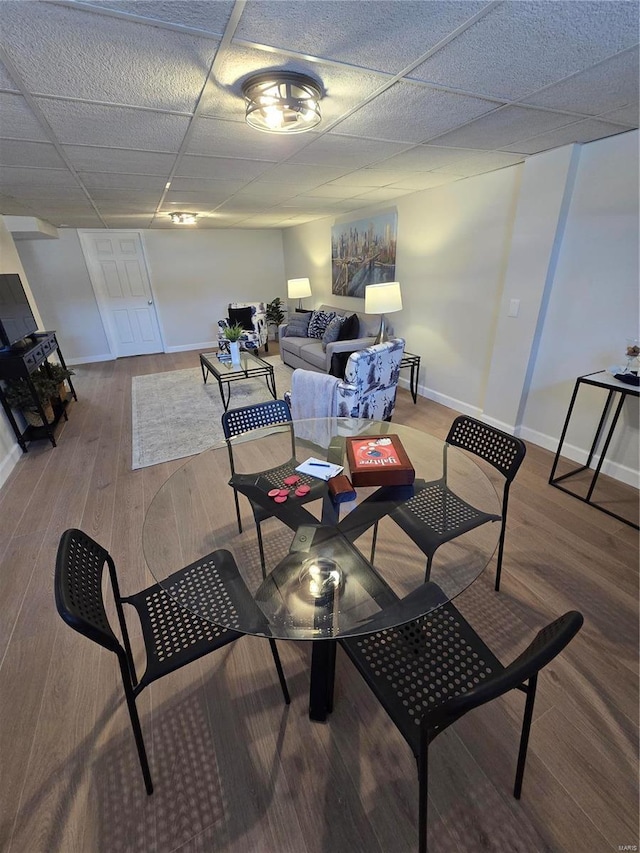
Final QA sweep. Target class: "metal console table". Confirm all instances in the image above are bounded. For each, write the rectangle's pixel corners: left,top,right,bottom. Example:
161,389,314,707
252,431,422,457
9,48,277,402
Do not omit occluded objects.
399,351,421,404
549,370,638,529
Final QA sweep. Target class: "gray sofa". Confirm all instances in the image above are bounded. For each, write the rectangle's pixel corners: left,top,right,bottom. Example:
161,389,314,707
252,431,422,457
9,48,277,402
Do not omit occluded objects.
278,303,386,372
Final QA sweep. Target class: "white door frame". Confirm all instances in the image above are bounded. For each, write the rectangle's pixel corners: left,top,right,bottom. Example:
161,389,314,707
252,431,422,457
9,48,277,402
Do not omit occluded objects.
79,229,165,358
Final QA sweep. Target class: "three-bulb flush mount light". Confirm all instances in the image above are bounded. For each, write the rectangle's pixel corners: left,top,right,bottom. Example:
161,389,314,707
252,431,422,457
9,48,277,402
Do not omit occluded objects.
168,212,197,225
241,71,323,134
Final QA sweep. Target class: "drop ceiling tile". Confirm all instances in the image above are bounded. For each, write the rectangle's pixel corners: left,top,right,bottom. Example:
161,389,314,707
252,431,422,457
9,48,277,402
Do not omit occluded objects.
102,216,155,228
299,184,363,199
55,215,104,227
0,193,38,215
353,187,416,202
500,120,632,155
1,2,219,111
0,185,87,200
0,166,78,188
89,190,163,203
232,184,299,202
433,150,526,176
200,43,389,126
378,143,495,172
253,163,350,186
409,1,639,100
275,196,342,211
62,146,177,175
35,99,191,150
431,105,580,149
235,1,487,75
0,60,19,91
175,155,274,181
0,139,66,169
287,135,409,168
80,172,167,190
387,172,462,191
165,178,245,199
186,117,308,159
323,170,399,188
0,94,49,141
93,1,234,34
601,103,639,127
520,48,639,120
332,81,496,143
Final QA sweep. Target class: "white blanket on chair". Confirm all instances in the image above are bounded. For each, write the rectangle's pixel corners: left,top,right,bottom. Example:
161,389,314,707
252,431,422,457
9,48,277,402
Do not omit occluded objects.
291,369,340,447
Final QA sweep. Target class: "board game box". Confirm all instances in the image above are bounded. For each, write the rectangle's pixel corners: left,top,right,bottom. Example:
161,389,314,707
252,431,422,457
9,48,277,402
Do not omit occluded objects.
345,435,415,487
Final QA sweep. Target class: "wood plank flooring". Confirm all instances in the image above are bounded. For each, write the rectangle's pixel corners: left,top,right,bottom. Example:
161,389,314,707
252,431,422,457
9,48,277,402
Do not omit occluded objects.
0,347,637,853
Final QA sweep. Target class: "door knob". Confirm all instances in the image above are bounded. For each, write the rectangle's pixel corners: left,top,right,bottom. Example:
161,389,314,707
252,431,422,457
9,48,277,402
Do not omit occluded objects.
148,300,153,305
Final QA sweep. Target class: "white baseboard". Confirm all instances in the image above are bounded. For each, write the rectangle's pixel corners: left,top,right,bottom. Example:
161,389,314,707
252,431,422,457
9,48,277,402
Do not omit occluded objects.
164,341,216,354
398,379,638,489
518,425,640,489
66,353,115,365
0,443,23,490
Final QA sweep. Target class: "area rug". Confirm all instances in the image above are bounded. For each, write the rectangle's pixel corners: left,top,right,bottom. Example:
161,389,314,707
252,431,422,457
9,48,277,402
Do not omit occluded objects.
131,357,293,469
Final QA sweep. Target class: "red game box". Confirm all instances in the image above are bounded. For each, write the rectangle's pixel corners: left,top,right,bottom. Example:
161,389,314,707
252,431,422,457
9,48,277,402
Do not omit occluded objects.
345,434,415,487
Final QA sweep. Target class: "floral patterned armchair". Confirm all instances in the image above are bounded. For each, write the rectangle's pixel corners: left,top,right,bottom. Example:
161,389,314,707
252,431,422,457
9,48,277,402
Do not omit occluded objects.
287,338,405,423
217,302,269,354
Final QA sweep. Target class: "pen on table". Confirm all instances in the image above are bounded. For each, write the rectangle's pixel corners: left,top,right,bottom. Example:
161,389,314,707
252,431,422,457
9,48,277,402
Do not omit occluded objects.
309,462,331,467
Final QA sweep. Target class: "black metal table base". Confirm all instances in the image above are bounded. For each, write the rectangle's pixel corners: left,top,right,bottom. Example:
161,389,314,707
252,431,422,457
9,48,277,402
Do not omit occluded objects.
549,371,639,529
399,352,421,404
200,353,277,412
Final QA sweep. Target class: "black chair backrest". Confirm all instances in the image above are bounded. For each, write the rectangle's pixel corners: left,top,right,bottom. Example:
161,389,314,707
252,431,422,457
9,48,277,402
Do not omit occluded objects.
427,610,583,735
54,528,126,655
221,399,292,440
446,415,526,482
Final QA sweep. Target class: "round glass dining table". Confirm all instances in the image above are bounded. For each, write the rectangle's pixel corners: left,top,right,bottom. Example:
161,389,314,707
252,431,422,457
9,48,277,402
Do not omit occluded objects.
143,417,501,720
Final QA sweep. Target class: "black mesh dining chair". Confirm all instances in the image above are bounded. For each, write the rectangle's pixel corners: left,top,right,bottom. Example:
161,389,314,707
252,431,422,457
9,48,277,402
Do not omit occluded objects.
54,528,290,795
222,399,326,573
370,415,526,590
340,596,583,853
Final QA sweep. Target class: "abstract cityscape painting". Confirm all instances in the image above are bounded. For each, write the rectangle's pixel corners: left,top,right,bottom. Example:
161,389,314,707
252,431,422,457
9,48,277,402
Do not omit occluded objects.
331,210,398,298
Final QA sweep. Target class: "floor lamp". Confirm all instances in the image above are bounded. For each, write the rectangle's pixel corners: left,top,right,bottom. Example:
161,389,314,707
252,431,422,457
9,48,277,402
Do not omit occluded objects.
365,281,402,344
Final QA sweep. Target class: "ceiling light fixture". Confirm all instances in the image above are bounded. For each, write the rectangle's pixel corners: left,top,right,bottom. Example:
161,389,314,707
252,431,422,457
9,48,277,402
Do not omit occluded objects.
242,71,323,134
168,212,197,225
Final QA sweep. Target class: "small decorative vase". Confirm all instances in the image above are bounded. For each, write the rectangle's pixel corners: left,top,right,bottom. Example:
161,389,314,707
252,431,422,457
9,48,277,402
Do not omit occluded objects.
229,341,241,365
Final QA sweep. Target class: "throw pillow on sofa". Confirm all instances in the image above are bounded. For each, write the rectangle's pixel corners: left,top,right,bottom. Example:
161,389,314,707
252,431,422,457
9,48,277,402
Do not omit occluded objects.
322,315,346,351
308,310,336,339
337,313,360,341
228,306,254,330
284,312,312,337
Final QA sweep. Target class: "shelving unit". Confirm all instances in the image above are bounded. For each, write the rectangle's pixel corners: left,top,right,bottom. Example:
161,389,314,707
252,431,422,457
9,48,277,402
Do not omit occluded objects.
0,331,78,451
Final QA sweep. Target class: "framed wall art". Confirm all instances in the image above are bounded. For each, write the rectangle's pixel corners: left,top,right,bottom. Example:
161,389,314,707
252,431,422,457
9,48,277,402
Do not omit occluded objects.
331,210,397,298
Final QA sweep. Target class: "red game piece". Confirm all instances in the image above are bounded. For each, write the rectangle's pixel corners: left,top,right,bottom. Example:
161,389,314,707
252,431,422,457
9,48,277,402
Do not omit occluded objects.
283,475,300,486
278,488,289,497
274,494,288,503
268,489,280,498
295,484,311,496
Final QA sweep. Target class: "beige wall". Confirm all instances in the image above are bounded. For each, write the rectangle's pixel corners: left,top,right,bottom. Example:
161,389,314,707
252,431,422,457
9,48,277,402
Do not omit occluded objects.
282,131,639,486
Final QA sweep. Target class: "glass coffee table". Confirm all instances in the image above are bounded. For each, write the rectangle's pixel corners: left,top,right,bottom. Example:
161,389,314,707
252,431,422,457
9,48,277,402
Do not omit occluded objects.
199,349,277,411
143,418,500,719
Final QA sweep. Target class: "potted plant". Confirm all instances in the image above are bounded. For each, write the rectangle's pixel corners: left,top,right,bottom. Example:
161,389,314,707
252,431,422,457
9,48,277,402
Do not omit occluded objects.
4,367,57,426
266,297,285,341
223,322,245,364
46,362,75,401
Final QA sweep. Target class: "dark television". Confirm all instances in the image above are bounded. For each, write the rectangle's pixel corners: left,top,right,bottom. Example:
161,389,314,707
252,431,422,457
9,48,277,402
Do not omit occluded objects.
0,274,38,349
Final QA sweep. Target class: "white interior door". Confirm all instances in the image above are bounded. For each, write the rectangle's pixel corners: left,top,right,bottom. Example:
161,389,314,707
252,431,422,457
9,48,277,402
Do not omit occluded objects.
79,231,163,357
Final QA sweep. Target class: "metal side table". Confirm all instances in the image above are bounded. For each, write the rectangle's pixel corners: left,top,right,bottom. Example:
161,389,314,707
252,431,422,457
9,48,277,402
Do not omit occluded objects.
549,370,639,529
399,352,421,404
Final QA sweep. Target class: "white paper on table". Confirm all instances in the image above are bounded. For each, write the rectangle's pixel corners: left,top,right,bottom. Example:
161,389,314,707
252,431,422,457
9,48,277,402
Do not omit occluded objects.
295,457,344,481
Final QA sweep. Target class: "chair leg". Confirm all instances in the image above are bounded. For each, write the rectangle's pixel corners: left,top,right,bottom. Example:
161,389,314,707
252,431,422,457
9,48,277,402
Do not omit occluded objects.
268,638,291,705
256,520,266,577
119,659,153,794
233,488,243,534
514,674,538,799
417,736,429,853
424,553,434,583
370,521,379,563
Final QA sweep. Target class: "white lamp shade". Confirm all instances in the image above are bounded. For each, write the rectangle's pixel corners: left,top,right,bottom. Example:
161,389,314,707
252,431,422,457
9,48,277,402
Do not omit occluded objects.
287,278,312,299
365,281,402,314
